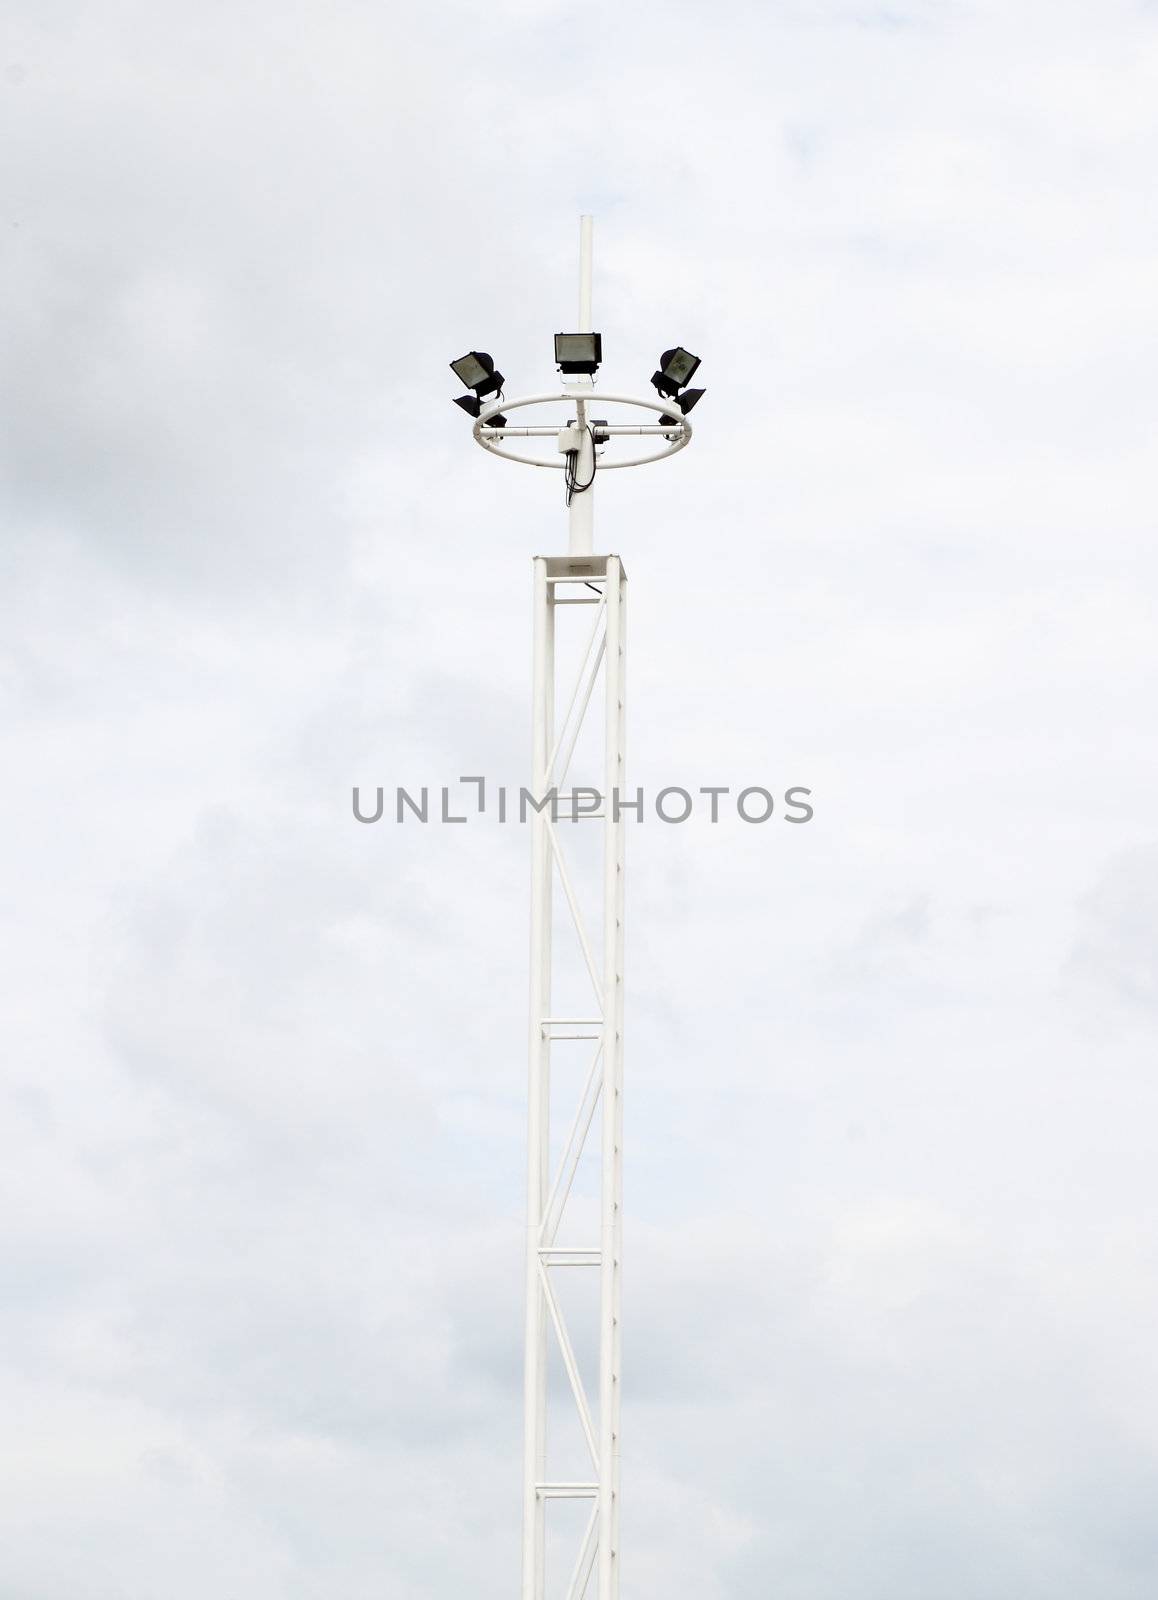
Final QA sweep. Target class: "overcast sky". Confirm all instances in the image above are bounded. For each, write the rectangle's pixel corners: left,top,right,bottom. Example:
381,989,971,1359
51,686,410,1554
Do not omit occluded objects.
3,2,1158,1596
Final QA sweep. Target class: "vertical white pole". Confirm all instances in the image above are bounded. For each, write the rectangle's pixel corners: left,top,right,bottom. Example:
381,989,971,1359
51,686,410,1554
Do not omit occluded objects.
578,214,594,331
569,215,595,557
598,557,626,1600
523,558,554,1600
612,565,626,1587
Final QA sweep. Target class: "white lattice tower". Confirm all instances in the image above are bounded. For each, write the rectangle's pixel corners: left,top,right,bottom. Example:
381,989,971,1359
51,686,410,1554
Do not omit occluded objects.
459,217,696,1600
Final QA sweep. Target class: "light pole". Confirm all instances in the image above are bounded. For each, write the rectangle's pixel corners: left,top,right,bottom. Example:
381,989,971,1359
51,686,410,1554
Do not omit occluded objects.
450,217,701,1600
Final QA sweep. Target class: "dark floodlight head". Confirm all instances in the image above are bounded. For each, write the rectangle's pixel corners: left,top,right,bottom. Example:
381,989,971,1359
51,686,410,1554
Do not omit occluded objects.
450,351,505,397
651,346,701,398
452,394,483,418
481,412,508,429
450,351,492,388
658,413,681,429
661,346,701,385
676,387,706,415
591,418,609,445
554,332,603,375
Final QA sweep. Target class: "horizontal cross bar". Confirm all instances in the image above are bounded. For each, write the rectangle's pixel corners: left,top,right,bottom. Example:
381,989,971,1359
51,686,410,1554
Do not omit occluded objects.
484,425,679,438
539,1247,601,1265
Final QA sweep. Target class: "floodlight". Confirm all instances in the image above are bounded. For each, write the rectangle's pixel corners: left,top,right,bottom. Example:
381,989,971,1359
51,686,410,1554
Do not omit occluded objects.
650,345,701,398
451,351,492,388
452,394,483,417
450,350,505,397
481,413,508,429
555,332,603,375
591,419,609,445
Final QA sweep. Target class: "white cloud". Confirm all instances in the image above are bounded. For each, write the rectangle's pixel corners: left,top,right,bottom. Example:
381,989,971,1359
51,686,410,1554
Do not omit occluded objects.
2,0,1158,1595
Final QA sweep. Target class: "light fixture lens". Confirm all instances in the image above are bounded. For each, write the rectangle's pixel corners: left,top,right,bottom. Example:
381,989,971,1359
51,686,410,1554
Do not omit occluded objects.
450,351,494,390
659,346,701,387
677,387,705,415
555,332,603,375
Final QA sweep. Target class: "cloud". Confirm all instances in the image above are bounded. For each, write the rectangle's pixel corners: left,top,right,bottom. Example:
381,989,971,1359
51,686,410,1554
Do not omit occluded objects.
2,1,1158,1596
1069,845,1158,1012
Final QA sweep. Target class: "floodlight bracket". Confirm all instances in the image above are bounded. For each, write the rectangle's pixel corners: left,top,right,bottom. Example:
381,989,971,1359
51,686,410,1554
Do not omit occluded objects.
472,390,692,471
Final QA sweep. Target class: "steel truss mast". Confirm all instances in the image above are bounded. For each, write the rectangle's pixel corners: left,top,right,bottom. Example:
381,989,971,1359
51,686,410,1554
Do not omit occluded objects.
454,216,696,1600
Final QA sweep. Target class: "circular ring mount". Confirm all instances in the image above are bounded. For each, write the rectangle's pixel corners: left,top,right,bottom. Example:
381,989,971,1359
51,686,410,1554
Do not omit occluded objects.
472,391,692,471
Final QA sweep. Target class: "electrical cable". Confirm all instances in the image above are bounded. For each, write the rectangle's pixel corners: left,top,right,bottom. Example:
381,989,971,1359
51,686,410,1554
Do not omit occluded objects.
564,425,597,505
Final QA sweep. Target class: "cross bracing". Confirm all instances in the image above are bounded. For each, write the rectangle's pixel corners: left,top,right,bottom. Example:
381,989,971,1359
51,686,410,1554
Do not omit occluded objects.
524,554,626,1600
